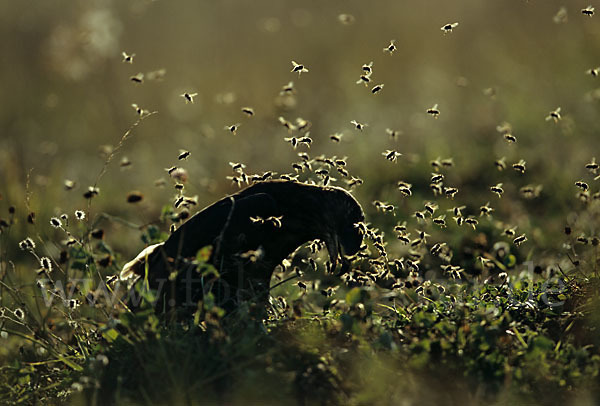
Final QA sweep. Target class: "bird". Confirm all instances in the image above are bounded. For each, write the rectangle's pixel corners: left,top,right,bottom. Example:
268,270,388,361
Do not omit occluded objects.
119,180,365,314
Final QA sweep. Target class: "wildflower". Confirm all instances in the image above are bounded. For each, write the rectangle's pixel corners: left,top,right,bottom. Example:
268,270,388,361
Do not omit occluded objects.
75,210,85,220
19,238,35,250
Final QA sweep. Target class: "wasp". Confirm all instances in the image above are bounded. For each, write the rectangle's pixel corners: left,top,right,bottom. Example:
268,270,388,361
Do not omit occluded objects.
427,104,440,118
291,60,309,75
180,92,198,104
440,22,459,33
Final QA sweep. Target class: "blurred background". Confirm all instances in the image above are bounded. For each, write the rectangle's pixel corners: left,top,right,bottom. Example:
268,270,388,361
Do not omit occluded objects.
1,0,599,264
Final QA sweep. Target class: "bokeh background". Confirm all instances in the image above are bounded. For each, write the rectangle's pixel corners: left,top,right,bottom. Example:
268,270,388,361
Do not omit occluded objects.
1,0,599,263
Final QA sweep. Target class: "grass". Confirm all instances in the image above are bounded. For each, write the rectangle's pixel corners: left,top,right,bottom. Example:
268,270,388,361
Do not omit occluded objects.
2,1,600,405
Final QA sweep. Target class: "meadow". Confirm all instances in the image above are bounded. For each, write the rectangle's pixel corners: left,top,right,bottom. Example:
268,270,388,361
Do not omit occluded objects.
1,0,600,404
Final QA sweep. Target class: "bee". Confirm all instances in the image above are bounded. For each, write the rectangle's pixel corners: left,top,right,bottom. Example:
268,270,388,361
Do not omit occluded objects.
250,216,265,224
371,84,384,94
178,150,190,160
350,120,367,131
229,162,246,172
122,51,135,63
424,202,439,216
453,216,464,226
585,157,599,173
338,13,355,25
413,211,426,221
586,67,600,77
479,256,494,269
441,158,454,168
431,173,444,184
120,156,132,168
226,175,243,187
354,221,368,235
291,60,309,75
582,6,595,16
512,159,526,174
553,7,568,24
296,117,311,131
298,152,310,162
166,166,179,175
292,162,304,173
495,157,506,171
337,167,349,177
174,183,184,191
503,226,517,237
146,68,166,81
280,81,296,95
315,168,329,176
503,133,517,143
483,87,497,99
444,187,458,199
398,181,412,197
575,181,589,191
131,103,148,116
241,107,255,116
479,202,494,217
449,205,466,217
329,132,343,143
427,104,440,118
174,195,185,208
280,173,299,182
513,234,528,247
433,215,447,228
64,179,75,190
398,234,411,245
382,149,402,162
267,216,283,228
431,242,447,256
430,183,443,195
347,176,363,188
440,22,459,33
417,229,431,242
394,221,408,233
362,61,373,74
130,73,144,83
490,183,504,198
383,39,397,54
464,216,478,230
545,107,562,123
297,136,313,147
278,116,297,132
225,123,241,135
411,238,423,248
180,92,198,104
430,157,442,170
381,204,396,213
385,128,402,139
356,73,372,86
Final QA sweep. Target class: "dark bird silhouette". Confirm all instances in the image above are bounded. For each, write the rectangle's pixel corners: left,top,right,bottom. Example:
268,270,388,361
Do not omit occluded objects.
120,180,365,313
